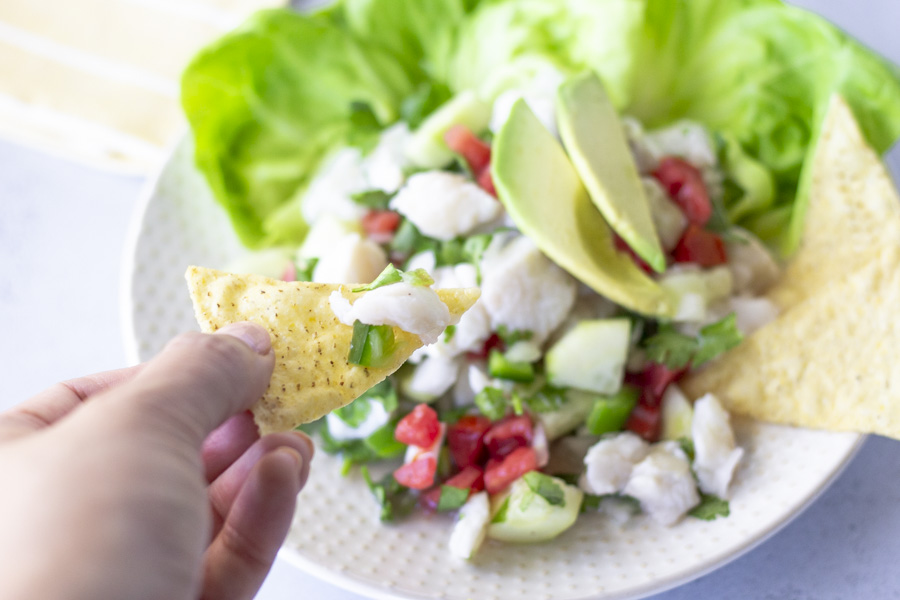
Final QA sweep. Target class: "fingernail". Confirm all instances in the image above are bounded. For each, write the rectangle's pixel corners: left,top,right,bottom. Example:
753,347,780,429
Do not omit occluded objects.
291,431,316,463
273,447,307,491
216,322,272,355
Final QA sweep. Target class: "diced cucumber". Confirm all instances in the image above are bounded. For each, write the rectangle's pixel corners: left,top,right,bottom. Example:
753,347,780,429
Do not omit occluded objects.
405,91,491,169
487,475,583,543
660,384,693,441
658,265,733,322
534,389,595,440
585,385,639,435
545,319,631,394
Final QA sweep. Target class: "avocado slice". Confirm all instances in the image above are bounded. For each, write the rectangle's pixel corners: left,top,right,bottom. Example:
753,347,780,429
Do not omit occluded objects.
556,72,666,273
492,100,677,317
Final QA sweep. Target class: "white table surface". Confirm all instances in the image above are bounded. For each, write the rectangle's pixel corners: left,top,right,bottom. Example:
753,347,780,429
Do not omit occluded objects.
3,1,900,598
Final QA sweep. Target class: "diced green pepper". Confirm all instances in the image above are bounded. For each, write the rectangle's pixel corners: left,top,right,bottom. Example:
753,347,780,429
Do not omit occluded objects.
585,385,639,435
488,349,535,383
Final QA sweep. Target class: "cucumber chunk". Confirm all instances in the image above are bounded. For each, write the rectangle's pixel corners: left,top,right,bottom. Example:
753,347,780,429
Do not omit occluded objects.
487,475,583,543
405,91,491,169
545,319,631,394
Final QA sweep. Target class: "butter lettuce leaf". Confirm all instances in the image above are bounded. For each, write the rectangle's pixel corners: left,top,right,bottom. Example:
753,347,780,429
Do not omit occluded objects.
182,0,900,254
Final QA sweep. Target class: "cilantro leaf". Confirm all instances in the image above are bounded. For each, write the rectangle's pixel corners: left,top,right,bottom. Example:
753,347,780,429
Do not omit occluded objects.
689,494,730,521
351,264,434,293
496,325,534,347
522,472,565,507
294,257,318,282
642,324,697,370
332,397,372,428
361,466,417,522
642,314,743,370
350,189,393,210
437,485,470,512
474,387,507,421
693,313,744,366
400,81,451,129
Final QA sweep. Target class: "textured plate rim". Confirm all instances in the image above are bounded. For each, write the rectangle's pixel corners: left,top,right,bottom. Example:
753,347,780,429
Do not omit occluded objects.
120,135,866,600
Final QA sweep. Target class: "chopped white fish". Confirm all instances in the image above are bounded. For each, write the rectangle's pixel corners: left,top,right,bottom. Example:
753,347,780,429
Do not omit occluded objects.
623,441,699,526
660,384,694,441
405,355,461,400
298,214,361,260
329,282,453,344
312,233,388,285
301,148,368,223
728,296,779,335
325,399,391,442
645,120,718,170
643,177,687,251
489,67,564,137
452,361,477,407
449,491,491,560
579,432,649,496
416,264,491,358
533,423,550,468
480,235,577,343
405,250,437,274
692,394,744,498
390,171,504,241
467,363,494,396
362,123,412,193
726,229,782,295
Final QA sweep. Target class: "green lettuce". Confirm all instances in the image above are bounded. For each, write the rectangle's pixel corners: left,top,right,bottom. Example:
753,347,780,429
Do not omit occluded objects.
182,0,900,253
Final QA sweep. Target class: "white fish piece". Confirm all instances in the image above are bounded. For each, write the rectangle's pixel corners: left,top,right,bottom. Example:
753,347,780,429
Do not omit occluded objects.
480,235,577,344
692,393,744,498
312,233,388,285
325,399,391,442
645,120,718,170
363,122,413,193
728,296,780,336
301,148,369,223
623,441,700,526
423,264,491,357
329,282,453,344
726,229,782,296
390,171,503,241
405,355,461,400
579,432,650,496
449,491,491,560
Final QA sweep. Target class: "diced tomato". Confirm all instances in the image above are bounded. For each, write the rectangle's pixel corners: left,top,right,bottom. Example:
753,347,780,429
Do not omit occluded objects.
652,157,712,226
625,394,662,442
361,210,402,244
483,415,533,460
393,455,437,490
466,332,504,360
613,234,654,274
476,167,496,197
395,404,441,448
444,125,491,174
420,465,485,511
642,362,687,402
484,447,538,494
672,224,728,267
447,415,491,469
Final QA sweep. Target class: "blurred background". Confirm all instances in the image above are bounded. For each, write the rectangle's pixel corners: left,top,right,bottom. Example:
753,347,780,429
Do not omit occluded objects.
1,1,899,599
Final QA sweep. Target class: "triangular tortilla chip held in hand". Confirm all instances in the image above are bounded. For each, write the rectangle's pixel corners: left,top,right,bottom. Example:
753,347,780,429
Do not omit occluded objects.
186,266,480,434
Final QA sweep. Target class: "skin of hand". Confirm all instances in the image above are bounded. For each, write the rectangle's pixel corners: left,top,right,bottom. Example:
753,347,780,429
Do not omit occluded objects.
0,322,313,600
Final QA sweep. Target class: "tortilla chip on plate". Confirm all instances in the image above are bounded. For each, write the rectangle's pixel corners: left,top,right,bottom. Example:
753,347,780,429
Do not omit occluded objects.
683,95,900,438
186,266,480,434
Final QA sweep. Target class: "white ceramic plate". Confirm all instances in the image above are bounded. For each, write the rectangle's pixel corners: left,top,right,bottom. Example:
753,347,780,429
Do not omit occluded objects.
121,138,863,600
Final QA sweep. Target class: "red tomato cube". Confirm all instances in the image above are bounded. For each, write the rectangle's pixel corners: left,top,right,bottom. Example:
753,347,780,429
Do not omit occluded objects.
447,415,491,469
484,447,538,494
395,404,441,448
483,415,533,460
393,455,437,490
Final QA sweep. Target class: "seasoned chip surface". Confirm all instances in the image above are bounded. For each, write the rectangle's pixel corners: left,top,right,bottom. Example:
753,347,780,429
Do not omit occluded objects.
186,266,480,434
684,95,900,438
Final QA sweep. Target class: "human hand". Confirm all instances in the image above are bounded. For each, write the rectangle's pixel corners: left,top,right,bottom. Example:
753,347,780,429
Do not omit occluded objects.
0,323,313,600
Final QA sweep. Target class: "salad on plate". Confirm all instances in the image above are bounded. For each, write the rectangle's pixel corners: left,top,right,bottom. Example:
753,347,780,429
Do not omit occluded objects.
180,0,900,561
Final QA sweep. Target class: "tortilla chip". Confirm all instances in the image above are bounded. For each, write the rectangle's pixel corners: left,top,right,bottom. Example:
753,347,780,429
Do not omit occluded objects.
770,95,900,309
683,95,900,438
186,266,480,434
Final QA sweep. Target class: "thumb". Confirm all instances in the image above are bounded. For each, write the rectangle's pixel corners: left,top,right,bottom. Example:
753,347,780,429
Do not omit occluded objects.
90,323,275,447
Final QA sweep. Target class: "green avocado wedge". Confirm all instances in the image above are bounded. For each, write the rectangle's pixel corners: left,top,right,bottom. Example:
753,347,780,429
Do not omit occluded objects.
492,100,677,318
556,72,666,273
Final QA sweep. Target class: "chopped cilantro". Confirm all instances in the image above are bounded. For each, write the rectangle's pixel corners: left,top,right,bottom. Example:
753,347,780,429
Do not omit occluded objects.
490,496,510,523
437,485,470,512
443,325,456,343
689,494,730,520
496,325,533,347
400,81,451,129
332,397,372,428
350,189,393,210
678,436,696,462
642,313,743,370
361,466,418,522
474,387,508,421
351,264,434,293
522,472,565,507
294,257,318,282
